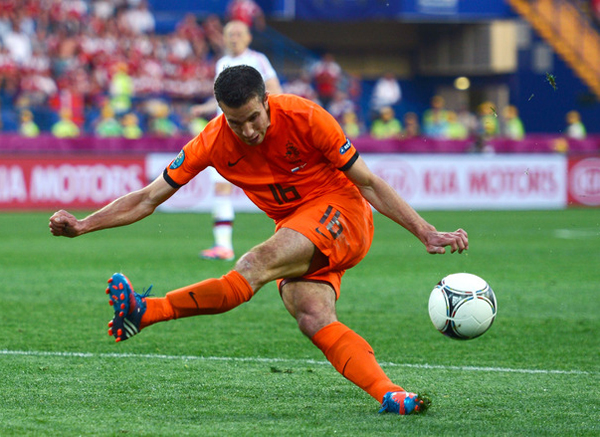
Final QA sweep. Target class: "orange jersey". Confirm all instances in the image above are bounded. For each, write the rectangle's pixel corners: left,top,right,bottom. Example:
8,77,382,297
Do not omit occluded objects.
164,94,360,222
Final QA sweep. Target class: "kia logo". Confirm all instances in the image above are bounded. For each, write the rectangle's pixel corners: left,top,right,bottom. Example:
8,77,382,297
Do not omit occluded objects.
570,158,600,206
372,160,417,199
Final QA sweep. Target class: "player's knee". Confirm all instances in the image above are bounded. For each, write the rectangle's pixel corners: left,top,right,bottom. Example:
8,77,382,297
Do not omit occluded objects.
234,251,271,290
296,313,334,338
295,311,336,338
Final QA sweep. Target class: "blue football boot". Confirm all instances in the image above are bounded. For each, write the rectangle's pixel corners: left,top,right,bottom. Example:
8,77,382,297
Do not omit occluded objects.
379,391,431,415
106,273,151,343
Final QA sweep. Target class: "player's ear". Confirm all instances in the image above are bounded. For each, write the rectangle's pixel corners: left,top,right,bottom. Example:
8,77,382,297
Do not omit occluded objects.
263,93,269,109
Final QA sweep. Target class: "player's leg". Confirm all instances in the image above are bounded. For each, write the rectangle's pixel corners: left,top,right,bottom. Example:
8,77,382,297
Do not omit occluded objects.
112,191,370,341
280,280,402,402
274,194,428,413
108,227,318,341
201,170,234,261
280,279,429,414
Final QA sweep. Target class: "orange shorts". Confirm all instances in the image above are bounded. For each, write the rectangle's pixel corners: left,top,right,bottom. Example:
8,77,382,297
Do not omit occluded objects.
275,188,374,299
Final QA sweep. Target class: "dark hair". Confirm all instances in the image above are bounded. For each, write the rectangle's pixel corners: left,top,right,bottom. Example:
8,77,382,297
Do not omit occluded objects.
214,65,266,108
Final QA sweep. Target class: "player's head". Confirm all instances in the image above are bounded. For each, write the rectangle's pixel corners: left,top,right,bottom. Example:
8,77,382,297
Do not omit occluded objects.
215,65,266,108
223,20,252,56
215,65,270,146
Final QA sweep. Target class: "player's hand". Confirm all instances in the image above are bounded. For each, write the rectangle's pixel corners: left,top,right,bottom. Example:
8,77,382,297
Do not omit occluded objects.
424,228,468,254
49,210,81,238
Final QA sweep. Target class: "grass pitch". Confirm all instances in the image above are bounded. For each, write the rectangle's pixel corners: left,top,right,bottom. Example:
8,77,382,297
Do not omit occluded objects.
0,209,598,436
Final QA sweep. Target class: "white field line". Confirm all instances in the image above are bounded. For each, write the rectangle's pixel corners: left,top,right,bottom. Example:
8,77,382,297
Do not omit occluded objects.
0,349,594,376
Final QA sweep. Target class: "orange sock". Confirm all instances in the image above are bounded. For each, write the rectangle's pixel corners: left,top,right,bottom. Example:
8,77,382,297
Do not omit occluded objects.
140,271,254,329
311,321,403,402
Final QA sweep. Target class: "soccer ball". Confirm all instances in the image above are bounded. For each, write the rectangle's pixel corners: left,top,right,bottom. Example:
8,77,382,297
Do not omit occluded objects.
428,273,497,340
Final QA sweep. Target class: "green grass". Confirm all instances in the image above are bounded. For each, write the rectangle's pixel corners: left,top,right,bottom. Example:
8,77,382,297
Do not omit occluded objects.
1,209,599,436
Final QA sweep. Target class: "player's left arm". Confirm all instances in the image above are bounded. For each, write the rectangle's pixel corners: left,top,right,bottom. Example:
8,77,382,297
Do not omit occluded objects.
343,156,468,254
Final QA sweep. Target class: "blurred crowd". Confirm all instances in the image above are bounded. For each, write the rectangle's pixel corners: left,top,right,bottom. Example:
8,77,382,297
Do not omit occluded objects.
0,0,590,146
0,0,229,137
359,93,587,154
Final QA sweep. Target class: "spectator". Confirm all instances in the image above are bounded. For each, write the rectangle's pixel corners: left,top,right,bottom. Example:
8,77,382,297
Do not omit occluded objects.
326,90,355,123
341,110,362,139
457,107,478,138
148,101,178,137
445,111,468,140
176,13,205,42
370,106,402,140
565,110,586,139
109,62,134,115
121,1,155,35
422,95,449,138
175,14,209,60
402,112,420,138
95,103,123,137
187,113,209,136
92,1,116,20
502,105,525,140
423,111,448,138
19,109,39,137
19,69,57,108
226,0,266,31
0,5,238,134
51,27,81,78
167,33,194,61
49,76,85,129
478,102,499,139
203,14,225,56
51,108,80,138
370,72,401,115
344,72,362,107
310,53,342,109
468,103,498,154
2,18,32,65
121,112,143,139
282,72,319,103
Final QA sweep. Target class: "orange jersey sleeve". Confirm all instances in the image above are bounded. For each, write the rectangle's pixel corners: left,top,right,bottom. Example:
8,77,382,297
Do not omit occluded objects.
164,94,361,222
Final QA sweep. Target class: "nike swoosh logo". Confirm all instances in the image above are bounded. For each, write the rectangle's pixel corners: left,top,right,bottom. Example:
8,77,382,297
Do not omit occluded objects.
228,155,246,167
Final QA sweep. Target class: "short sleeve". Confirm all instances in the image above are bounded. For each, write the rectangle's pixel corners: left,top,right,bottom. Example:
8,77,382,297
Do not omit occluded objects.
308,103,358,170
163,135,209,187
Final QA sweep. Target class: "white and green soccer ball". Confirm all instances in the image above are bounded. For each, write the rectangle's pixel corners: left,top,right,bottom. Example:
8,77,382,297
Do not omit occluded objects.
428,273,497,340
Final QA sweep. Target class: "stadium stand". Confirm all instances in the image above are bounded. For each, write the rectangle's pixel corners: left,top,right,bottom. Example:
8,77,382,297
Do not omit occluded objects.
0,0,598,152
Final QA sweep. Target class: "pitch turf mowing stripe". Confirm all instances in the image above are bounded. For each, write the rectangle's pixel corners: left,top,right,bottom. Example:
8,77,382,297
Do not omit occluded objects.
554,228,600,239
0,349,594,376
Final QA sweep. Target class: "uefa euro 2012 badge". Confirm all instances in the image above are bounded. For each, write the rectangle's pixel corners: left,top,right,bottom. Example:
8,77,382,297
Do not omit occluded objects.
170,150,185,169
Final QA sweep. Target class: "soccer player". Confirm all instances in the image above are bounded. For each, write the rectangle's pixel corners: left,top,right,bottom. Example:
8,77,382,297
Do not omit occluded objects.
49,65,468,415
192,19,282,261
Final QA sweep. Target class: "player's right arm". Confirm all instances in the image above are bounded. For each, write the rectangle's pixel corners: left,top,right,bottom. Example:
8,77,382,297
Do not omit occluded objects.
49,176,178,238
344,155,468,254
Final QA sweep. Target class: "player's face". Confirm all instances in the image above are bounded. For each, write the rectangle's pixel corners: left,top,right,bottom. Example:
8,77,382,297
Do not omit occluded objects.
224,23,251,56
221,95,270,146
